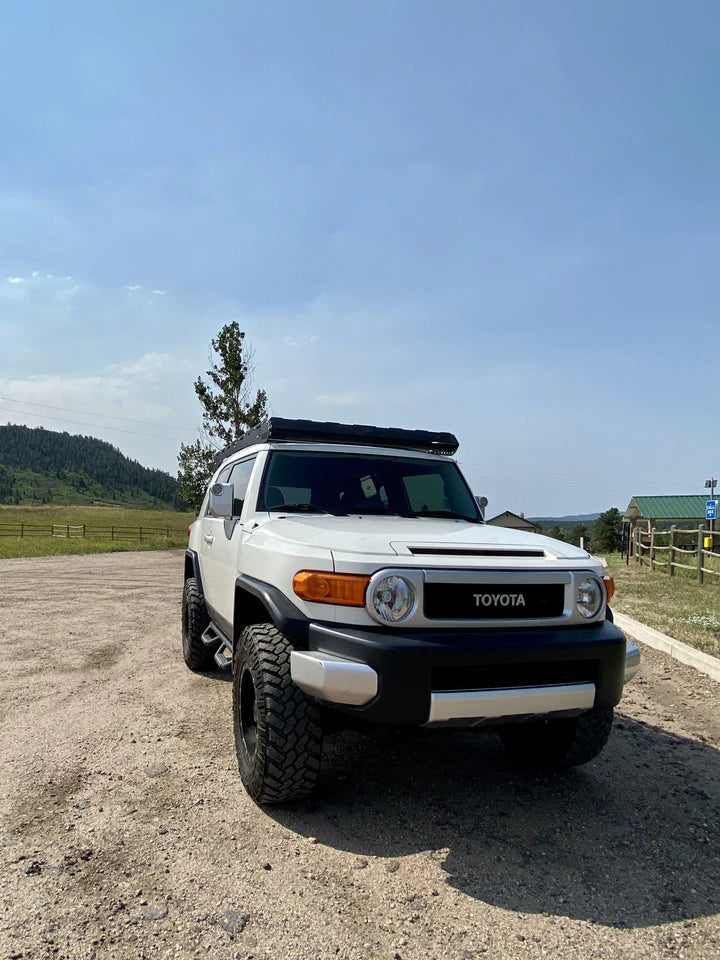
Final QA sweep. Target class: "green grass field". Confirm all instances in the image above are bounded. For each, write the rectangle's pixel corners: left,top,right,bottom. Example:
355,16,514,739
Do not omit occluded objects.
606,553,720,658
0,505,195,559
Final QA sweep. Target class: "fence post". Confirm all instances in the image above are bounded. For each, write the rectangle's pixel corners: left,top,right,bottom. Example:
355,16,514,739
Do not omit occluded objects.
166,526,169,538
20,523,24,538
83,524,86,539
698,524,704,584
650,527,656,571
111,526,115,541
668,526,675,576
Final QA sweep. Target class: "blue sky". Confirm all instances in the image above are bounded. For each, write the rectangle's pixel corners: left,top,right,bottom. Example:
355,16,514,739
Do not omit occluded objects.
1,0,718,516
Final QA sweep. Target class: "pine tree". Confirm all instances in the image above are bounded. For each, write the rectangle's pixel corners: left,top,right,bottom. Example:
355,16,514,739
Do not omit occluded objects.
592,508,622,553
568,523,589,547
177,323,269,510
176,440,218,513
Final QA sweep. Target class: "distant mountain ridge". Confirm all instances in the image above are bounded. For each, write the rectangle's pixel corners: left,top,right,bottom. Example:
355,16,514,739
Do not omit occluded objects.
530,513,601,527
0,424,181,508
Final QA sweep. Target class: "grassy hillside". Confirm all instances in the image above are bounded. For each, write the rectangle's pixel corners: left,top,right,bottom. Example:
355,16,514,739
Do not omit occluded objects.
0,505,195,559
0,424,182,508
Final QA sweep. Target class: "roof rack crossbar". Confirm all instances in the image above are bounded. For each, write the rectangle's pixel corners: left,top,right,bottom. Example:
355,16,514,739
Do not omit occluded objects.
213,418,459,468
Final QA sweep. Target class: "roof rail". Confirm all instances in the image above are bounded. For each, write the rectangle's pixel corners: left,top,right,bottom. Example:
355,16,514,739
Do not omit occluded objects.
213,417,459,468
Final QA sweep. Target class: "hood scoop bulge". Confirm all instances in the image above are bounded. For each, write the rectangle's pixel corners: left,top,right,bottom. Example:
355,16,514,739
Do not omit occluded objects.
406,547,545,558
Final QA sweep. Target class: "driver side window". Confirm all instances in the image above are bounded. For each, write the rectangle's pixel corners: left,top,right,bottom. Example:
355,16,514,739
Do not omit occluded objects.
204,464,232,516
228,457,256,516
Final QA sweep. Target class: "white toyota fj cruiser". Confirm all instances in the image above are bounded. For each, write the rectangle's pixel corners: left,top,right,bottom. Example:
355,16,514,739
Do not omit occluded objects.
183,418,639,803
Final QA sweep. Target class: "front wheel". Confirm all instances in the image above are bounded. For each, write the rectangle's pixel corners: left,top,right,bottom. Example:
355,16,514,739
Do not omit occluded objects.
500,706,614,767
233,624,323,803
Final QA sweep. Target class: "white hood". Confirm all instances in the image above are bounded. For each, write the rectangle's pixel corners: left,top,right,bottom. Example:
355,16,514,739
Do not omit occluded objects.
257,515,592,564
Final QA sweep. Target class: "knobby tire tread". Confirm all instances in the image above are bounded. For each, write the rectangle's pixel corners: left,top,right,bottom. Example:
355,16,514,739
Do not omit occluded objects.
182,578,214,671
234,623,322,804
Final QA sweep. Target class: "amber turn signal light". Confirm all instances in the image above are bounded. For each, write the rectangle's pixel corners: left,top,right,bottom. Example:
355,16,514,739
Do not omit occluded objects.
293,571,370,606
603,575,615,602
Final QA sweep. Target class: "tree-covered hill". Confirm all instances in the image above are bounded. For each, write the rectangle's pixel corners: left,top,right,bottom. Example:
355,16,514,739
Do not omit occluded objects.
0,424,182,508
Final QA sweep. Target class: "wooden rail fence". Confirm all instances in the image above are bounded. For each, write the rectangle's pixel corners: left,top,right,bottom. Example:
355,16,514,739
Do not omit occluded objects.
0,523,187,541
634,524,720,584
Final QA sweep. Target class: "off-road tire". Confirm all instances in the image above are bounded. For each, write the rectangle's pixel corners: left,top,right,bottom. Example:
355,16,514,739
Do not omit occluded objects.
181,577,214,671
233,623,323,804
500,706,614,767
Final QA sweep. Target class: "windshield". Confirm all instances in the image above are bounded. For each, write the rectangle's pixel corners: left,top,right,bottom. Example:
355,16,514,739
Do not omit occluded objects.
258,451,480,522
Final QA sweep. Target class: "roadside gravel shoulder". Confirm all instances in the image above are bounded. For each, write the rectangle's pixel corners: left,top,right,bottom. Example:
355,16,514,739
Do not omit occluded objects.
0,551,718,960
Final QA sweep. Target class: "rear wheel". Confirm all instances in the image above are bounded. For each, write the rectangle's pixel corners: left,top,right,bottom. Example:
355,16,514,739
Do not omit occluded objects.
500,707,614,767
233,624,323,803
181,577,215,671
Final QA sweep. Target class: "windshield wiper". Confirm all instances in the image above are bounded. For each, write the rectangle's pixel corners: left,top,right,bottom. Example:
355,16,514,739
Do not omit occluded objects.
414,510,479,522
269,503,335,515
344,507,410,517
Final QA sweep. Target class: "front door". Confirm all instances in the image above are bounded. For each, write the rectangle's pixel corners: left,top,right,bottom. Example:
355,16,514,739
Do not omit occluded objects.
200,455,257,636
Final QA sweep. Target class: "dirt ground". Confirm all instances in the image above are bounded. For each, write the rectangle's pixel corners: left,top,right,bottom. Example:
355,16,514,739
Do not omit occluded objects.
1,551,718,960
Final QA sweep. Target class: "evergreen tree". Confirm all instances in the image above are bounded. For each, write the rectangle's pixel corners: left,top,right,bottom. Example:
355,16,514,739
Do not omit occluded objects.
177,440,218,513
547,525,566,542
568,523,589,547
177,323,269,511
592,507,622,552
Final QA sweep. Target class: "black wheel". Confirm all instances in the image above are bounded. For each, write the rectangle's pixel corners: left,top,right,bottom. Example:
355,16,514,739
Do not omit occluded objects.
233,624,323,804
500,706,614,767
181,577,214,671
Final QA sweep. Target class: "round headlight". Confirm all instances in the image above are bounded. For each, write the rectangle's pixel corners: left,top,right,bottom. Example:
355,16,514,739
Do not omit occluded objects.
371,575,415,623
576,578,603,619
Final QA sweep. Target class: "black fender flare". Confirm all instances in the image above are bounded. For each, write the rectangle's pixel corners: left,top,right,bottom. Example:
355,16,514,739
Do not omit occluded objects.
184,549,204,597
234,574,311,649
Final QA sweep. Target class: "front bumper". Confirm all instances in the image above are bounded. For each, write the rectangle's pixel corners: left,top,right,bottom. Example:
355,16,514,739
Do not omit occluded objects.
290,620,635,726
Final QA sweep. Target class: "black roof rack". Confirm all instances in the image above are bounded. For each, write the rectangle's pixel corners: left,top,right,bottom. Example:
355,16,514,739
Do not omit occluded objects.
213,418,459,468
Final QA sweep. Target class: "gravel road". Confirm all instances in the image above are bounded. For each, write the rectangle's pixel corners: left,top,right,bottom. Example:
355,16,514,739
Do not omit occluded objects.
1,551,718,960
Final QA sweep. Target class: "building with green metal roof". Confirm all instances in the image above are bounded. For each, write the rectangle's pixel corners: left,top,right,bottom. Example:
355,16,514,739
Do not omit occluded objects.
624,495,708,531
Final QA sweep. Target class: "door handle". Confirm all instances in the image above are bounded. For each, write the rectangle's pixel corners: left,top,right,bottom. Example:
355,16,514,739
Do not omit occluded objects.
204,535,214,545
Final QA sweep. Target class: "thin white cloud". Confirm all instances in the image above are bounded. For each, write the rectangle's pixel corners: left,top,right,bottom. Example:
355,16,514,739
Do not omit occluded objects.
151,289,166,296
7,276,24,284
113,352,173,381
125,284,142,291
57,283,82,300
283,335,299,348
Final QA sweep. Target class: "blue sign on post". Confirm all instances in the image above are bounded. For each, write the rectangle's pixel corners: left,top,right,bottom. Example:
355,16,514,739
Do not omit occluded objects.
706,500,717,521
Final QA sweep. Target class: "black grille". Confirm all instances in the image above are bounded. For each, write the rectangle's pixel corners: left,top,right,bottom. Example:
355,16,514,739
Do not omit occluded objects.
424,582,565,619
432,660,597,691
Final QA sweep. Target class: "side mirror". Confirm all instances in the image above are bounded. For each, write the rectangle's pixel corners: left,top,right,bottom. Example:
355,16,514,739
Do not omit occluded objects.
476,495,488,521
209,482,235,518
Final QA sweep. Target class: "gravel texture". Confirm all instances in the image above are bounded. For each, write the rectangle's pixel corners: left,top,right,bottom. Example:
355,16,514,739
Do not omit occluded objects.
0,550,718,960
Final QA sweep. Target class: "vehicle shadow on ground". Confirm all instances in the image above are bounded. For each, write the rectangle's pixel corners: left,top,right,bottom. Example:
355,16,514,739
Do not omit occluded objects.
270,716,720,929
